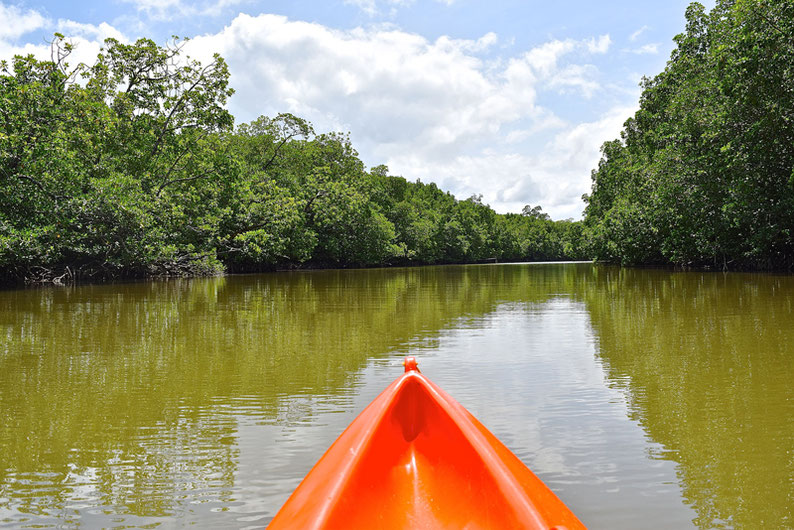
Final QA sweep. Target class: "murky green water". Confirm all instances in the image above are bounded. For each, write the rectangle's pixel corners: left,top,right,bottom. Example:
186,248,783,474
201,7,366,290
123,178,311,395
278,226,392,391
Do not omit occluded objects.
0,264,792,528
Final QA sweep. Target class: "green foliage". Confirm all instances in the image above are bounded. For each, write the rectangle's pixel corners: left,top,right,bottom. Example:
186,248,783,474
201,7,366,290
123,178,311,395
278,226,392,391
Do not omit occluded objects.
0,35,235,281
0,35,585,284
584,0,794,270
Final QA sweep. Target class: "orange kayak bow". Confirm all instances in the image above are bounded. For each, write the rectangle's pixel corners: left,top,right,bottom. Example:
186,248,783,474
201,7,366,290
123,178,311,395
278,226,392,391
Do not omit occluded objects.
268,357,585,529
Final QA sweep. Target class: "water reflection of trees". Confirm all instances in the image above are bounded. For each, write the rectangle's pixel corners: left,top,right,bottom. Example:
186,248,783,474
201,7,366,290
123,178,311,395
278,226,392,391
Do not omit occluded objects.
580,267,794,529
0,264,585,521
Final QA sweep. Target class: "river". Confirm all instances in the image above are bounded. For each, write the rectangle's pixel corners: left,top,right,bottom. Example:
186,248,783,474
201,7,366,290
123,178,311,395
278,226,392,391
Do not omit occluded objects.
0,263,792,528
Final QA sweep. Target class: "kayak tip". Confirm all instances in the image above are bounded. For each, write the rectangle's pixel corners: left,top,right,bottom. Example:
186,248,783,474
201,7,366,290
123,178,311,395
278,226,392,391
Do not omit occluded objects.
403,356,419,373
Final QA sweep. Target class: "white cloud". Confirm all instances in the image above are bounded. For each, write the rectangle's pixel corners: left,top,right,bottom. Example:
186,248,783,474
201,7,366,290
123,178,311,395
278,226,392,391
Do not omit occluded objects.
189,15,522,147
57,20,127,43
184,13,622,219
545,106,634,213
519,39,577,77
0,6,127,73
345,0,455,16
0,4,49,41
504,113,567,144
586,34,611,54
344,0,380,16
344,0,414,16
629,25,650,42
120,0,248,21
625,43,660,55
122,0,183,19
548,64,600,98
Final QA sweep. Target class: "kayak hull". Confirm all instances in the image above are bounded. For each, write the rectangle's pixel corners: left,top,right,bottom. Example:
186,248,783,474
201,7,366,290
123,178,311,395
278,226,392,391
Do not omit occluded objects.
268,360,585,529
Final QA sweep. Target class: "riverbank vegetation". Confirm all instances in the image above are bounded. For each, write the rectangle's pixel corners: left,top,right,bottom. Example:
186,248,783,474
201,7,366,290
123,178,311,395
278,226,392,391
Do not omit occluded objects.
4,0,793,284
0,36,584,284
582,0,794,270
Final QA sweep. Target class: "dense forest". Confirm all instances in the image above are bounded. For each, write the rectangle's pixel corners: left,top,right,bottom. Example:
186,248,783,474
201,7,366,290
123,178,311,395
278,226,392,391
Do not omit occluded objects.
4,0,793,284
0,36,584,284
582,0,794,270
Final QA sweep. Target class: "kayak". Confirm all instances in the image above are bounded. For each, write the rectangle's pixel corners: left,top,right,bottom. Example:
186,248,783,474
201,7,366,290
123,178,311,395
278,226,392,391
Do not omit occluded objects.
268,357,585,529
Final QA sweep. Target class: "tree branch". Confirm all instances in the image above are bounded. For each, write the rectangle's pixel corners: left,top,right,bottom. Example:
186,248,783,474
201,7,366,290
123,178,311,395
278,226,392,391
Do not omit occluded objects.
262,134,295,173
13,174,67,201
150,60,217,158
155,172,212,196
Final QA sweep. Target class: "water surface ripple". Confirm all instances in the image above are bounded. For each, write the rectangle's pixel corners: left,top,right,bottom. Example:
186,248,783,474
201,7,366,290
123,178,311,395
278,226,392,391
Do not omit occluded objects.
0,264,792,528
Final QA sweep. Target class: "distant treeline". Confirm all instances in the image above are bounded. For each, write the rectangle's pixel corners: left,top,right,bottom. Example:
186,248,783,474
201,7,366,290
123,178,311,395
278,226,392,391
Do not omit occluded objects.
0,36,584,284
582,0,794,270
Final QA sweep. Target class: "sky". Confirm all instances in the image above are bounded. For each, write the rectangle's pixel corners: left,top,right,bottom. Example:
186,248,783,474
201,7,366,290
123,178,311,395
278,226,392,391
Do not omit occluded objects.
0,0,715,220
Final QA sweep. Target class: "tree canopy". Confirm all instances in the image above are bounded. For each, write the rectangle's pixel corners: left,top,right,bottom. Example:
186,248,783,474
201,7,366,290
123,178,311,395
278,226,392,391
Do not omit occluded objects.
10,0,789,285
583,0,794,270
